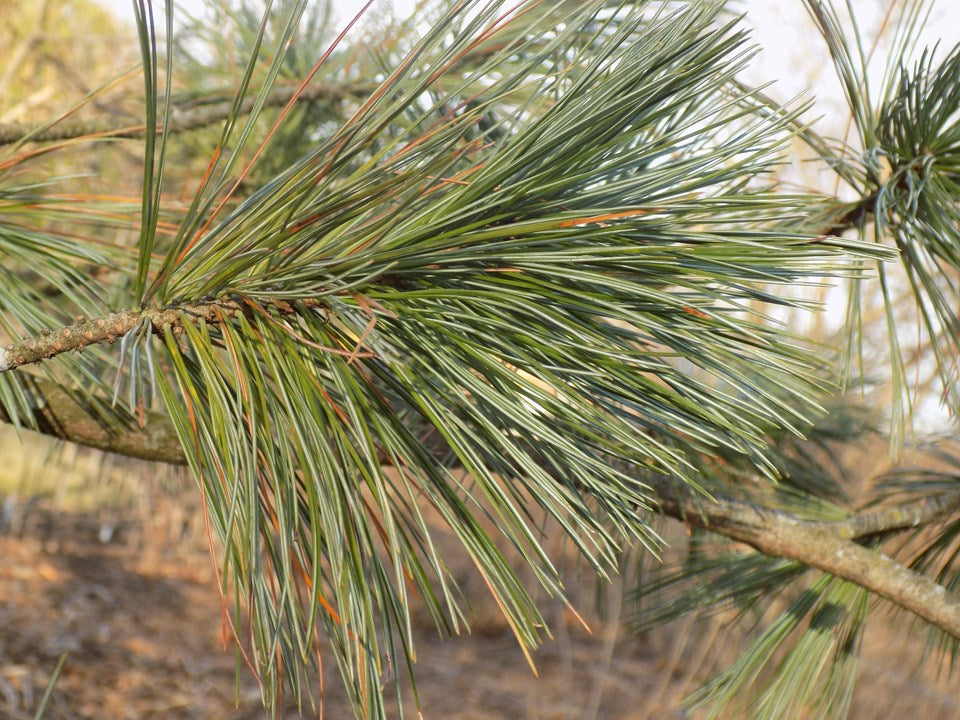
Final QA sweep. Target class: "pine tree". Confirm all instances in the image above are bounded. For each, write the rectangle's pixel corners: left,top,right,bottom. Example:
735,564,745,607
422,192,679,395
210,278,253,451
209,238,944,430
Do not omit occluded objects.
1,0,959,717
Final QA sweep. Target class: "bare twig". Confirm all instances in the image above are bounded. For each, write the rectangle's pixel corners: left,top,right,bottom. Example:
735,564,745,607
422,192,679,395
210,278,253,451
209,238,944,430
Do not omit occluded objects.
833,491,960,540
0,297,323,373
0,81,368,145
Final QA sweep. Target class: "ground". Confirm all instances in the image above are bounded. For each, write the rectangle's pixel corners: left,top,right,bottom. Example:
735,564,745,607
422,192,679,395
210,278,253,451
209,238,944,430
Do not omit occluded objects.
0,502,699,719
1,452,959,719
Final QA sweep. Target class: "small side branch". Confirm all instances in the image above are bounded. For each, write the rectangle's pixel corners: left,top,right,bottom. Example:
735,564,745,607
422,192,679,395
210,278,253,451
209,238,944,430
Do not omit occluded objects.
1,306,187,372
831,491,960,540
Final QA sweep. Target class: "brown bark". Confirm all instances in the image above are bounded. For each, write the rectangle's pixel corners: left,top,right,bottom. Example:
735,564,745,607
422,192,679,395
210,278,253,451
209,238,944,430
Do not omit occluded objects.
0,297,322,372
656,489,960,639
0,377,185,464
5,362,960,637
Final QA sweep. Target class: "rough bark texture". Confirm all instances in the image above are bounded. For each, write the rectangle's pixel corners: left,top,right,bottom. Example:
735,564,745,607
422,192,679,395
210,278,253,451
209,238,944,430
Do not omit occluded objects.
831,491,960,539
0,377,185,464
656,490,960,639
0,297,322,372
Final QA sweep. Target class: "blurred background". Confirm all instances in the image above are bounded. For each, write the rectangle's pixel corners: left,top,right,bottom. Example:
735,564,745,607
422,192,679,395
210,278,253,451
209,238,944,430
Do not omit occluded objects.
1,1,959,718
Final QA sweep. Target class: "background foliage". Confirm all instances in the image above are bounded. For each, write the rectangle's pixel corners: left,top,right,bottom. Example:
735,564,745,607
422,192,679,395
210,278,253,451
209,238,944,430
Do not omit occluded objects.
1,0,960,718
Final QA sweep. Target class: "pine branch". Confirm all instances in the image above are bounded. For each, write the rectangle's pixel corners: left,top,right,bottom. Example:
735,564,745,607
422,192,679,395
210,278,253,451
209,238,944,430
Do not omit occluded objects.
0,81,366,145
0,31,528,147
11,383,953,637
655,486,960,639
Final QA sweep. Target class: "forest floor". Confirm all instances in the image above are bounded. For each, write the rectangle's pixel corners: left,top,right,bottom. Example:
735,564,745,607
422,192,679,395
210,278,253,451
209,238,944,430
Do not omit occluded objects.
1,439,960,719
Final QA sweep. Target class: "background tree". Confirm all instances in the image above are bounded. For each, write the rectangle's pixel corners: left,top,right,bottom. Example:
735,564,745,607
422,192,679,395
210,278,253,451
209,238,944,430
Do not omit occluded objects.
1,0,959,718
